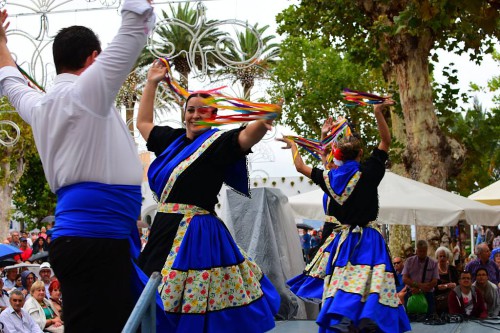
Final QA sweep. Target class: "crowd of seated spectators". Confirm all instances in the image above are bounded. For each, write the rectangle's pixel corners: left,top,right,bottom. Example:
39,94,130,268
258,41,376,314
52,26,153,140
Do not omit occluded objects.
0,225,64,332
397,230,500,324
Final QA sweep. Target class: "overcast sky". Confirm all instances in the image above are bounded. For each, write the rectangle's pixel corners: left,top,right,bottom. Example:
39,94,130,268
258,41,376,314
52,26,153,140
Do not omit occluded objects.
5,0,498,176
6,0,497,109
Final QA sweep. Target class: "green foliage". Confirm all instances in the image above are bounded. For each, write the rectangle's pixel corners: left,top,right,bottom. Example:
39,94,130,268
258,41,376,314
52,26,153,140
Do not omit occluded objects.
0,98,54,229
442,49,500,193
486,50,500,104
268,36,395,164
446,99,500,195
277,0,500,66
215,23,280,99
0,98,38,227
0,103,35,188
138,2,232,82
432,63,470,130
276,0,500,187
12,149,56,230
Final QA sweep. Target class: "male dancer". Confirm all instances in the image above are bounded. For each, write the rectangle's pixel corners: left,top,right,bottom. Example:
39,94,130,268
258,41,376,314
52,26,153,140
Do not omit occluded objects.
0,1,154,331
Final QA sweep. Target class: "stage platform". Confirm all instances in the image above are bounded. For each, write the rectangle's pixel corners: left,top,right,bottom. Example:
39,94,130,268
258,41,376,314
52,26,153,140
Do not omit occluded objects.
270,319,500,332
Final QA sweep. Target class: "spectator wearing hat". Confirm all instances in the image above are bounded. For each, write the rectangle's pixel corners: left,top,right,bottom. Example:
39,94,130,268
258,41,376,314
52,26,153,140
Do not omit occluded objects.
38,263,53,298
20,271,36,298
0,289,43,332
14,237,33,263
20,230,33,248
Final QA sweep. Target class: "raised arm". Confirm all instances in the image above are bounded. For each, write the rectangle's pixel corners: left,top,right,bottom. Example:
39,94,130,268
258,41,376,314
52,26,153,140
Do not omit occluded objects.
75,0,154,117
276,137,312,178
373,98,394,153
0,10,13,68
0,9,43,124
137,59,167,141
320,117,333,166
238,119,273,151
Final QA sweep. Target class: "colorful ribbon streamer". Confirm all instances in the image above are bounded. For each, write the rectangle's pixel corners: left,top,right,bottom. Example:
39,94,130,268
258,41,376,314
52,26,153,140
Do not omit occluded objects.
285,118,353,163
158,58,281,126
283,135,323,160
342,88,386,106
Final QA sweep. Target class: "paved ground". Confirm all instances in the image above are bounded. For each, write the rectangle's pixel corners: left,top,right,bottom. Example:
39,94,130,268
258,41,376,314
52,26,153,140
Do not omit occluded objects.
270,319,500,332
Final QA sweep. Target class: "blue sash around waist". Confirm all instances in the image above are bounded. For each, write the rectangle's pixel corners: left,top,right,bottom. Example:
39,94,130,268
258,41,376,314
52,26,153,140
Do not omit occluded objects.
53,182,141,243
53,182,169,328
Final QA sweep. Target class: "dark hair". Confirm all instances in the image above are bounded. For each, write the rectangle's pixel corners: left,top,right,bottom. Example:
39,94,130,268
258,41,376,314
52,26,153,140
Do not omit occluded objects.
53,26,101,74
474,267,488,277
184,93,218,113
337,135,362,161
459,270,472,279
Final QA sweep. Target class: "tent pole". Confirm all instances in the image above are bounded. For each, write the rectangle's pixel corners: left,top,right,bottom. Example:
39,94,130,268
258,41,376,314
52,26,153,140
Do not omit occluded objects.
470,224,475,255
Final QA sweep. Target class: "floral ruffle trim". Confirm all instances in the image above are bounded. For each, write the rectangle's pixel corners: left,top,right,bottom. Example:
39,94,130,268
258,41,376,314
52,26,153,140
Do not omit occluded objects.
160,258,264,314
323,262,399,308
156,202,266,314
304,232,336,279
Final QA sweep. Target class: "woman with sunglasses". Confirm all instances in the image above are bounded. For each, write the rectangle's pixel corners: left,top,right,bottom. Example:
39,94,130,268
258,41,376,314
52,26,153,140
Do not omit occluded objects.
279,98,410,333
136,60,279,333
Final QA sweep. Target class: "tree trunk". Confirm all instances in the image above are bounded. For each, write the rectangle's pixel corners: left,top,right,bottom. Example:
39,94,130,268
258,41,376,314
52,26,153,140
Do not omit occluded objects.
388,32,465,255
0,181,12,240
388,224,412,259
0,152,25,240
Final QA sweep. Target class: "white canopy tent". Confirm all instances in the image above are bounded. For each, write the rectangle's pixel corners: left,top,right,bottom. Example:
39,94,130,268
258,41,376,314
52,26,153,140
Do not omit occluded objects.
289,171,500,227
468,180,500,206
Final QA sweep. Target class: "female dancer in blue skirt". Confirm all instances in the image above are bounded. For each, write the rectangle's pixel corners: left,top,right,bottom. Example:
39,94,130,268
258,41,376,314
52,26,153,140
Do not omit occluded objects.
136,59,280,332
279,118,345,303
279,100,410,333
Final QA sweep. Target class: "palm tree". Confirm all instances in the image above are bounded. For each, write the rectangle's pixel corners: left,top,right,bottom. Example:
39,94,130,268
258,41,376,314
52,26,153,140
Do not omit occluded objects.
118,2,233,126
217,23,280,99
138,2,231,90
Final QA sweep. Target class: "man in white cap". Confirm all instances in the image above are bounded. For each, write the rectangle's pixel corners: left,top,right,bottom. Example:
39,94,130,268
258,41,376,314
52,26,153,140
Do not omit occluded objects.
38,263,53,298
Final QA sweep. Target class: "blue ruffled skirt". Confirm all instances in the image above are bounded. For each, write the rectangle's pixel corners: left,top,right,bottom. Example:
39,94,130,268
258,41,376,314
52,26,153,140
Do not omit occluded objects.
317,225,411,333
157,204,280,333
287,231,337,303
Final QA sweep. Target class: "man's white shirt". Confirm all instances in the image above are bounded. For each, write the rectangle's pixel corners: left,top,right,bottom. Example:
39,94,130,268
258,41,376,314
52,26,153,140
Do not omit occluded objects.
0,0,155,193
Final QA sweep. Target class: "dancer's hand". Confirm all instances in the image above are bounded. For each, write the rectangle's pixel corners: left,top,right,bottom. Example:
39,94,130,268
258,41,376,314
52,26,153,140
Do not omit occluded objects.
0,10,10,44
374,97,395,113
147,59,167,85
276,137,293,149
321,117,333,137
